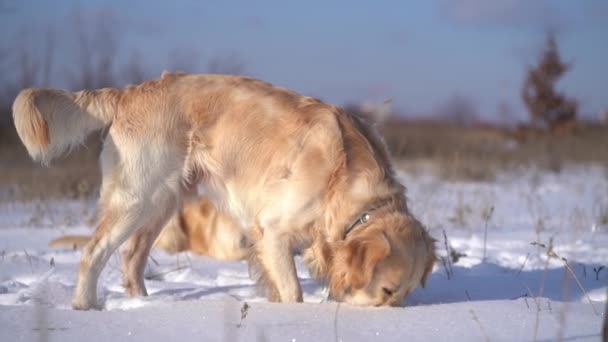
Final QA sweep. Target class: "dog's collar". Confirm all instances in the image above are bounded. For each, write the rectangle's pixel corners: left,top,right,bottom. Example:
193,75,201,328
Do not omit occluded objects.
344,212,371,237
343,197,393,238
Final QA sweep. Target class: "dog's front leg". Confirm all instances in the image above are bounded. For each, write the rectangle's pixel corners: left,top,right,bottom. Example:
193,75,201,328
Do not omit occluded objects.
257,230,302,303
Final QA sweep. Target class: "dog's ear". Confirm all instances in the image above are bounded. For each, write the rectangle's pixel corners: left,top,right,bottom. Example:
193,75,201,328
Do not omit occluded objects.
331,233,390,293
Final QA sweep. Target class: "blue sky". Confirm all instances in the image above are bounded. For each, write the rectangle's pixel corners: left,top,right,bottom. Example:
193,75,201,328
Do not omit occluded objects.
1,0,607,122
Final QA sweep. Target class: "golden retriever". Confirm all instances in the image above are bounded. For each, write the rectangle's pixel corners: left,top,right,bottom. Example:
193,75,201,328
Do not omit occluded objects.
13,72,436,309
49,196,249,261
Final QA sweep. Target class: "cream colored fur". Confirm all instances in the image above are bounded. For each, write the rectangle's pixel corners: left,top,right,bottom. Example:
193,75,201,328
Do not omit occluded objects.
13,72,435,310
13,88,117,164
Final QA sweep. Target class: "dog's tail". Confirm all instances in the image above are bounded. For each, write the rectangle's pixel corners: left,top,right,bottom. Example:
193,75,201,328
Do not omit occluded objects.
49,235,91,250
12,87,120,164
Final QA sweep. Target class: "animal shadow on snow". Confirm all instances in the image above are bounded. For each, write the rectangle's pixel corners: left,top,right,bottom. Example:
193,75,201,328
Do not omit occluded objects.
407,261,607,306
149,278,322,302
143,260,606,307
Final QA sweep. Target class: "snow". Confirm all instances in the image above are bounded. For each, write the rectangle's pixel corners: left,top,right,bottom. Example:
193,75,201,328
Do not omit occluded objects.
1,165,606,341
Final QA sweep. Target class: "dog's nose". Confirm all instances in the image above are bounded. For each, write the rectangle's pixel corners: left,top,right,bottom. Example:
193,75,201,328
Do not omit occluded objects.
382,287,394,297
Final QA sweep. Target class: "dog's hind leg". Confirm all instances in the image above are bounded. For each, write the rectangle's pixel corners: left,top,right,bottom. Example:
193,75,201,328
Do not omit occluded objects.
120,182,196,295
120,181,196,296
120,209,175,296
72,165,182,310
72,206,143,310
73,189,179,310
120,182,193,296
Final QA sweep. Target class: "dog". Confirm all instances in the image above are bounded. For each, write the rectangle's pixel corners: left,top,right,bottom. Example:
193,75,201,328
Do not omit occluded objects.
50,196,249,261
13,72,436,309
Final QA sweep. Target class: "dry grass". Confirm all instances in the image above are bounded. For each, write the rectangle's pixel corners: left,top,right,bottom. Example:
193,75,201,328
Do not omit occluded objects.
0,130,102,201
531,241,599,316
383,120,608,181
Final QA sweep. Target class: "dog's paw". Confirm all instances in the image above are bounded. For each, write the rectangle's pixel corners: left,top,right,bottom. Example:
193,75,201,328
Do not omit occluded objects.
71,298,98,311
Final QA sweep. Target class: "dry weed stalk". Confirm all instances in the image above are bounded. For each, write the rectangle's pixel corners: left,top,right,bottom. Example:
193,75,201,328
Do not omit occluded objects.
593,266,605,281
602,293,607,342
516,252,530,276
482,205,494,262
531,241,599,315
521,283,541,311
469,309,490,342
236,302,249,328
442,229,453,279
532,238,553,342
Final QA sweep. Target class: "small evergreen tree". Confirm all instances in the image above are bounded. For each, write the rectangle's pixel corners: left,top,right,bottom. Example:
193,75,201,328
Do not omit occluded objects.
522,34,577,131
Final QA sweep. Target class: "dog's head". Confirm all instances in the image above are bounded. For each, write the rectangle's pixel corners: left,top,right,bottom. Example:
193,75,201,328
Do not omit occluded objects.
328,209,436,306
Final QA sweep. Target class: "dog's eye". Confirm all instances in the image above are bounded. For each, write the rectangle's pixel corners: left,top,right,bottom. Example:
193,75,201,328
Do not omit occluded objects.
382,287,394,296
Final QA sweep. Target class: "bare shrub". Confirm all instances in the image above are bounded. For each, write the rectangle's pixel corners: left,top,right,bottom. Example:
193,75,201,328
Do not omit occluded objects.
522,33,578,133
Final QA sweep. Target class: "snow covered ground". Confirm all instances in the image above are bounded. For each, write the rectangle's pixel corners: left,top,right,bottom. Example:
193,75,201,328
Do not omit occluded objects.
1,165,606,341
